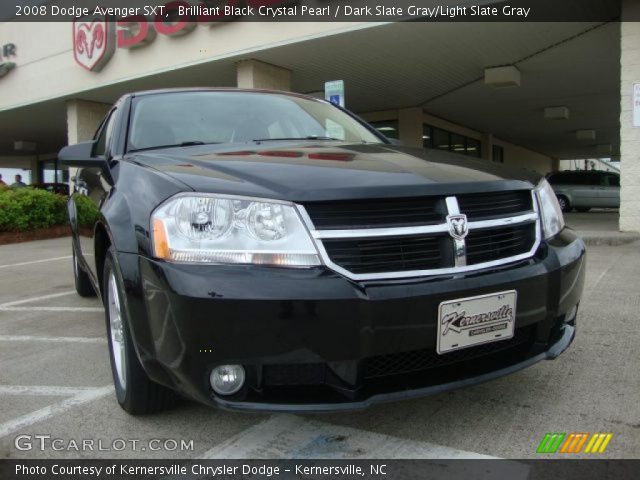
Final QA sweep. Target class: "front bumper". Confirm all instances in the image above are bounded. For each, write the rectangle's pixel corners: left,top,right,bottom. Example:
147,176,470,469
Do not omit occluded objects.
119,228,585,413
218,323,575,412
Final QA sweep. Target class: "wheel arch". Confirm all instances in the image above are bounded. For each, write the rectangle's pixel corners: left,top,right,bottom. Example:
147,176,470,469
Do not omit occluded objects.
94,222,112,296
553,189,571,203
66,197,78,233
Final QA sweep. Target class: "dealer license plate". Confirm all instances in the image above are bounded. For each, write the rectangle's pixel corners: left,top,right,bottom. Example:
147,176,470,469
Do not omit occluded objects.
437,290,517,354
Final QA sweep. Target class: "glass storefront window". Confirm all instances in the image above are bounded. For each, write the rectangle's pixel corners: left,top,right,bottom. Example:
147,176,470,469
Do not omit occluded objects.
422,124,432,147
466,138,481,158
370,120,399,139
40,159,69,183
450,133,466,154
432,127,451,151
423,123,482,157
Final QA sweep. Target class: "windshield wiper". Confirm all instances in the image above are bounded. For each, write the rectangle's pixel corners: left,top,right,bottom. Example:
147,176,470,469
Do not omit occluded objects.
129,141,219,153
251,136,341,142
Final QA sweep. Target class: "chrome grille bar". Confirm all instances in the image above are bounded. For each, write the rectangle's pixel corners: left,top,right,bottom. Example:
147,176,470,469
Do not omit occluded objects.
296,191,541,281
310,212,538,240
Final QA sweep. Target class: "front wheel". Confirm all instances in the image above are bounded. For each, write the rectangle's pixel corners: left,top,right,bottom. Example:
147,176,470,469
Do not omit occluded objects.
103,247,178,414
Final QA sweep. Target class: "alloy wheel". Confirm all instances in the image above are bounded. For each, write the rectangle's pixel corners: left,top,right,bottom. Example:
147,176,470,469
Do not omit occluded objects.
557,197,568,212
108,271,127,391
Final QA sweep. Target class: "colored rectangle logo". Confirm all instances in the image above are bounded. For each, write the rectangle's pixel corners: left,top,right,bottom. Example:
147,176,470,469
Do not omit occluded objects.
537,433,612,454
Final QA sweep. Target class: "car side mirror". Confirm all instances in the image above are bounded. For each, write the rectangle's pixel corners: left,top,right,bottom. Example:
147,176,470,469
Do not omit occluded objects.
58,141,106,167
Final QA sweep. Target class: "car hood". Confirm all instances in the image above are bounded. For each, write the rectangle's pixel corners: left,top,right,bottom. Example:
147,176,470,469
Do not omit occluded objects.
127,142,541,202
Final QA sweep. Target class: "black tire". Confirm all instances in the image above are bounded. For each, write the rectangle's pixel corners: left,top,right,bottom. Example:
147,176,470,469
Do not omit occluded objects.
103,246,178,414
576,207,591,213
73,248,96,297
556,195,571,213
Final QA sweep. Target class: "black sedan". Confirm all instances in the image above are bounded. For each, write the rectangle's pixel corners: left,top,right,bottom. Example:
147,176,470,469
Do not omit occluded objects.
60,88,585,413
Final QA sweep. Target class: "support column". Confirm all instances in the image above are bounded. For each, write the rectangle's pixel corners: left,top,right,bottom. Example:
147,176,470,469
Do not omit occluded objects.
29,157,40,184
620,1,640,232
66,99,111,190
236,59,291,91
66,99,111,145
398,107,424,148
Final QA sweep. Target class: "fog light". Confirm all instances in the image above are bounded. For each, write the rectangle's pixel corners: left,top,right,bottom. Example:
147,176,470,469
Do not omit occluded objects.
210,365,245,395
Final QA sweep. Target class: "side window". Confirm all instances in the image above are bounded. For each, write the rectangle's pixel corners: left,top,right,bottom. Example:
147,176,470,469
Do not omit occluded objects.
555,173,573,185
606,174,620,187
595,173,606,186
573,173,589,185
93,109,117,157
591,172,605,186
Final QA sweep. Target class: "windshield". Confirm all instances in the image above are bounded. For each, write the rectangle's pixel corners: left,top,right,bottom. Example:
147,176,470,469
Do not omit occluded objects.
127,91,383,152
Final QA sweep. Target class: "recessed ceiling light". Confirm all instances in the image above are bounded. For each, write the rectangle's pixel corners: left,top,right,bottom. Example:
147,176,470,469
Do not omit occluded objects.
544,106,570,120
576,130,596,140
484,66,521,88
14,140,36,152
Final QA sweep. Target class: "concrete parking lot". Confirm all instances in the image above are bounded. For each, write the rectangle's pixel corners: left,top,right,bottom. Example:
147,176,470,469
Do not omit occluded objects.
0,235,638,460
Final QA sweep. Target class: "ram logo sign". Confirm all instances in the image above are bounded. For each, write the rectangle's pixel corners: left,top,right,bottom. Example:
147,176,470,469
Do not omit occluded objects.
72,17,116,72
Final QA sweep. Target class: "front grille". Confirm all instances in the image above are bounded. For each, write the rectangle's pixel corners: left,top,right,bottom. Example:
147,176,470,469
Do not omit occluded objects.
322,235,444,273
466,223,536,265
302,189,538,279
364,325,535,379
303,197,442,230
458,190,533,219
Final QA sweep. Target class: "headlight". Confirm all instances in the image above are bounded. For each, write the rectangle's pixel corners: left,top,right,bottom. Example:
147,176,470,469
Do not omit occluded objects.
535,179,565,239
151,194,321,267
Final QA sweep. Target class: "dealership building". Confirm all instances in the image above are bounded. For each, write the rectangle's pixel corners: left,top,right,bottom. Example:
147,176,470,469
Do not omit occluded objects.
0,0,638,231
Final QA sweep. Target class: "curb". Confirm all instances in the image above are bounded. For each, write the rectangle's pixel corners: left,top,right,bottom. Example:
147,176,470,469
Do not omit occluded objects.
579,232,640,247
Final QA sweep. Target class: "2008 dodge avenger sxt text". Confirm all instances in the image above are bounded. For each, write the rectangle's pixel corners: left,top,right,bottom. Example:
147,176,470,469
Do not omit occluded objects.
59,89,585,414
